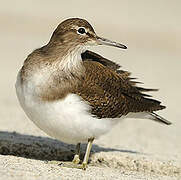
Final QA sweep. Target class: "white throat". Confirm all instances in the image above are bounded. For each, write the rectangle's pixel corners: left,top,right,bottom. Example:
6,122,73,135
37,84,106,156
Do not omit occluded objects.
58,46,86,73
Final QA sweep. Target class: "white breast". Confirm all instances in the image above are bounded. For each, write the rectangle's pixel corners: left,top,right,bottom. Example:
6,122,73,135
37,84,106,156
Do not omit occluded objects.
15,72,118,144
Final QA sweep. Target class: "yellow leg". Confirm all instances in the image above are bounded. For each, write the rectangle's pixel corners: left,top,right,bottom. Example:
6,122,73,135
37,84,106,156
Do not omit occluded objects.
82,138,94,170
47,143,81,166
72,143,81,164
49,139,94,170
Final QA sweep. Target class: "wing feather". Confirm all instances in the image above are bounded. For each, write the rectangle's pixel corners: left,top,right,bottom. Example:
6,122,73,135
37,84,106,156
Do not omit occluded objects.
73,51,166,118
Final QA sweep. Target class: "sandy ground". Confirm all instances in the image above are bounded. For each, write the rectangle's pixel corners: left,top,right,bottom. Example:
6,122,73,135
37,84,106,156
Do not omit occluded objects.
0,0,181,179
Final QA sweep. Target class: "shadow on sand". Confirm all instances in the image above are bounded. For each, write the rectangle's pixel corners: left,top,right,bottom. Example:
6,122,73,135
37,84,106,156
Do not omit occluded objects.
0,131,139,162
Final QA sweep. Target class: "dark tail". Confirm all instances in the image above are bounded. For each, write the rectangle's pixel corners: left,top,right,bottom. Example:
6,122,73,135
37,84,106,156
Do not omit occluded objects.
148,112,172,125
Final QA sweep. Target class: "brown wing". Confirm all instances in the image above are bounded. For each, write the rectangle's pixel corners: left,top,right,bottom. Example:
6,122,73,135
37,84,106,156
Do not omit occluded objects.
82,50,157,94
73,51,165,118
81,50,121,71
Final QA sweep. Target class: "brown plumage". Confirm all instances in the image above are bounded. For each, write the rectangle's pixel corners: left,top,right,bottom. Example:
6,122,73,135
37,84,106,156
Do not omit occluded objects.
19,18,171,124
75,50,165,118
20,48,167,121
16,18,171,170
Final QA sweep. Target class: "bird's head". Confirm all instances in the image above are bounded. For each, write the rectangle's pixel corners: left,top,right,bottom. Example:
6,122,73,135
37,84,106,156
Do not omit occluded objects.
49,18,127,51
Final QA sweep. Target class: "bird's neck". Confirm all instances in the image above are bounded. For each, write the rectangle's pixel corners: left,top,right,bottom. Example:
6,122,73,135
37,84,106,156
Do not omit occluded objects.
42,42,86,76
21,42,87,87
58,46,86,75
20,43,87,101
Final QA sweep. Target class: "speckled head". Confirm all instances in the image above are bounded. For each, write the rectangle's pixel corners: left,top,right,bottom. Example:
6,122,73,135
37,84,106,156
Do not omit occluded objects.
49,18,127,50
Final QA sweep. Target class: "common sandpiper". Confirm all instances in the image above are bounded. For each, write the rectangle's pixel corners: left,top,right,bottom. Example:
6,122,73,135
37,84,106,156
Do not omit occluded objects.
16,18,171,170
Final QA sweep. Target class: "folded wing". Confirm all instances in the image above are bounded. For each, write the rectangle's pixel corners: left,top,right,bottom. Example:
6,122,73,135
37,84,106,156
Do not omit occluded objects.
74,50,167,121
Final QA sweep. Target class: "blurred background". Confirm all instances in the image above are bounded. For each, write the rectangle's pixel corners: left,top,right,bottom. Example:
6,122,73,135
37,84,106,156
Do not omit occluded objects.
0,0,181,159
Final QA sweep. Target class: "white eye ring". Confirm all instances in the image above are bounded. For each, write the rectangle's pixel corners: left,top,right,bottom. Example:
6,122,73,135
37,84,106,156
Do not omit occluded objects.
77,27,87,35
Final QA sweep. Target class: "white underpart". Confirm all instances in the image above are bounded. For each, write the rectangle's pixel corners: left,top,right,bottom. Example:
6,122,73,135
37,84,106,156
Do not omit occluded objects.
16,72,120,144
15,48,152,144
15,47,118,144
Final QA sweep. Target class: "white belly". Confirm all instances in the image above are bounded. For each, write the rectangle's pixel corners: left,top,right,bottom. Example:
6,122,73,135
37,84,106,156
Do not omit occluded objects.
15,73,118,144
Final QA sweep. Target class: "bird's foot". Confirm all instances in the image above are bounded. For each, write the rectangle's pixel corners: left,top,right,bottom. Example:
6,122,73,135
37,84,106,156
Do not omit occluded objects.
82,162,87,170
59,161,87,170
46,160,87,170
46,160,62,165
72,154,80,164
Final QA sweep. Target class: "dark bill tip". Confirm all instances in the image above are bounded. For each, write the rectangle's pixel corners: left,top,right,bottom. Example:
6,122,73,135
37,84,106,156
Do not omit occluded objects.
96,36,127,49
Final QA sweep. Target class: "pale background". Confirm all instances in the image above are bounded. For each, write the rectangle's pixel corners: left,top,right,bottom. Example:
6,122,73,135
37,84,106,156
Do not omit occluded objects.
0,0,181,179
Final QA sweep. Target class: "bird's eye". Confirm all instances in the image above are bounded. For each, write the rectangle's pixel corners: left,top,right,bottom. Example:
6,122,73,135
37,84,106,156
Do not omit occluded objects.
77,27,86,35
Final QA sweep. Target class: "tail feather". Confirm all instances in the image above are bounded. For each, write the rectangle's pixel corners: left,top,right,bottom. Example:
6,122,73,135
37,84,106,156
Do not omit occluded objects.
148,112,172,125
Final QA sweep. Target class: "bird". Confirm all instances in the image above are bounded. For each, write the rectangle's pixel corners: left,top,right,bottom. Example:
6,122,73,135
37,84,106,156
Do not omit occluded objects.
15,18,171,170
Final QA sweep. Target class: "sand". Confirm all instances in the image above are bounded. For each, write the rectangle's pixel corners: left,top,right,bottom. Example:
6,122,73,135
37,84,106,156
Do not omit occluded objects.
0,0,181,179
